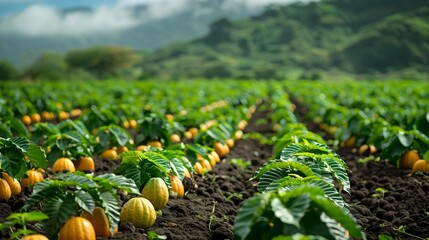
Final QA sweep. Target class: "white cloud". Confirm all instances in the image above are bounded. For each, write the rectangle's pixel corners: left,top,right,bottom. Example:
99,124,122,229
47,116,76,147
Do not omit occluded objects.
222,0,316,11
0,0,314,36
0,4,141,35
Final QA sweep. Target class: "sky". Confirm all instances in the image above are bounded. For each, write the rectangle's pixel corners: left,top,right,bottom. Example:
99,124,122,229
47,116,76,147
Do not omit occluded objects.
0,0,314,36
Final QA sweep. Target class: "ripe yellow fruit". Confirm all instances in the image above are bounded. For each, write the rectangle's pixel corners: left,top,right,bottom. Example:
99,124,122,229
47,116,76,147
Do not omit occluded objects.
52,158,76,173
184,131,193,140
117,146,129,154
234,130,243,140
238,120,247,131
170,134,181,143
136,145,148,151
189,128,199,137
21,115,32,125
58,111,70,121
193,162,205,174
147,140,163,148
101,149,118,160
122,120,130,129
30,113,41,123
225,139,234,148
129,119,138,129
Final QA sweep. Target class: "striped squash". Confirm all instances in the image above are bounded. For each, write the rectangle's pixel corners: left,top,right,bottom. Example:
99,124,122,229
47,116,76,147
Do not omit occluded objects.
120,197,156,228
141,178,169,210
169,175,184,198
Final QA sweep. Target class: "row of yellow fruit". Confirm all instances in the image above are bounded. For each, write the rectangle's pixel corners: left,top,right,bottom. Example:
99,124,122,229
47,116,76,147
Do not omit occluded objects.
21,109,82,125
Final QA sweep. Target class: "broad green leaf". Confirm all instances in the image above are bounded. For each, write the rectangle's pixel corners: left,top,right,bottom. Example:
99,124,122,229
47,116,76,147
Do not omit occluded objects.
20,211,49,222
169,157,185,179
96,173,140,194
206,128,226,143
319,212,349,240
0,123,12,138
57,173,99,188
26,143,47,169
10,137,30,152
311,196,364,238
397,132,413,147
0,147,27,178
271,198,300,227
100,191,120,235
43,193,76,239
56,137,69,151
109,125,129,146
24,180,59,210
234,194,271,240
252,160,314,181
63,131,83,143
324,157,350,193
75,189,95,213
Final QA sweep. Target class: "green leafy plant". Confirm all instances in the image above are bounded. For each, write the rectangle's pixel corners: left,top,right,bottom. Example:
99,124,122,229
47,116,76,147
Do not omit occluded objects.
22,172,139,239
0,211,48,239
0,137,47,179
234,185,365,240
371,187,389,199
114,150,187,190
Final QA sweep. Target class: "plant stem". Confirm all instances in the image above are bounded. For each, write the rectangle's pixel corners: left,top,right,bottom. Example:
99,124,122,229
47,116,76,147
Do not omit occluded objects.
208,200,217,231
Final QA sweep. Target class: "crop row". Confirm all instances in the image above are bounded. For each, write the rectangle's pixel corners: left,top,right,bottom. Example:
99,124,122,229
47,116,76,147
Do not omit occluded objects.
234,89,366,239
288,80,429,172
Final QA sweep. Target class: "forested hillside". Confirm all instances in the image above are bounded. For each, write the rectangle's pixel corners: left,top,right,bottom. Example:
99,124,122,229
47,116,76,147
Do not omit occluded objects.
139,0,429,79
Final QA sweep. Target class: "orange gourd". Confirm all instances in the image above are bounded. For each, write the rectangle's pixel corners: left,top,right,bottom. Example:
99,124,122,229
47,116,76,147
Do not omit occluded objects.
101,149,118,160
341,136,356,148
225,139,234,148
81,207,117,238
193,162,205,174
169,175,184,198
52,158,76,173
213,142,226,157
183,167,191,178
170,134,181,143
21,170,44,187
75,157,95,173
58,217,96,240
399,150,420,169
2,172,21,195
234,130,243,140
21,234,49,240
141,178,169,210
147,141,163,148
210,151,220,163
411,159,429,173
0,179,11,201
120,197,156,228
200,159,212,172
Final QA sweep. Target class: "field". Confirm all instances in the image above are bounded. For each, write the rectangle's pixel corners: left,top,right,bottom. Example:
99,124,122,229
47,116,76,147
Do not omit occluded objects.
0,79,429,240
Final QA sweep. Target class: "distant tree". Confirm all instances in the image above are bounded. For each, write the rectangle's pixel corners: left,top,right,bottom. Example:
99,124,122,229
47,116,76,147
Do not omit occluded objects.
23,53,67,80
0,60,18,81
65,46,140,77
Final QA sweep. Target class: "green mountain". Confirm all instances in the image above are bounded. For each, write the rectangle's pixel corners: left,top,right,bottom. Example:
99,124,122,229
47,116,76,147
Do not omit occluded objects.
139,0,429,79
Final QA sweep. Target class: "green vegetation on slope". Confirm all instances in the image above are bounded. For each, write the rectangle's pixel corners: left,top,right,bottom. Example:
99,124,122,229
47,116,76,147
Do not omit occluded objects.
138,0,429,80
